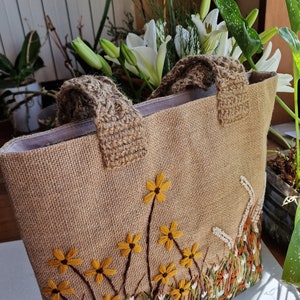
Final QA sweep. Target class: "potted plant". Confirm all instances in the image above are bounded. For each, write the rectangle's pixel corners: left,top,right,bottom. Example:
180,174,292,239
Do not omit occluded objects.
0,30,46,133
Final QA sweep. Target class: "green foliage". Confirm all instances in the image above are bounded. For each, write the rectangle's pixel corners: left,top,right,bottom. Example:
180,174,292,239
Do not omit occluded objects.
0,30,44,89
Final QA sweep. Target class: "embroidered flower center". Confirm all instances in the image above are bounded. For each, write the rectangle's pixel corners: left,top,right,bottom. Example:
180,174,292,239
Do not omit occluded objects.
154,187,160,194
168,233,173,239
189,254,194,259
163,272,168,278
61,259,68,265
179,288,185,293
129,243,135,249
96,268,103,274
52,289,59,294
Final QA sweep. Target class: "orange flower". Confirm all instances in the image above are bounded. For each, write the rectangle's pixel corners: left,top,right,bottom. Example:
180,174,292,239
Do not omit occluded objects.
84,257,117,284
117,233,142,256
158,221,183,250
42,280,74,300
143,173,171,204
48,248,83,274
153,262,177,285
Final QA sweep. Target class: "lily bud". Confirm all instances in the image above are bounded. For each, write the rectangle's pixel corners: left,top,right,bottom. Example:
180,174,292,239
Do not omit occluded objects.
97,55,112,77
120,41,137,66
71,37,102,69
246,8,259,28
100,39,119,58
260,27,278,45
199,0,211,20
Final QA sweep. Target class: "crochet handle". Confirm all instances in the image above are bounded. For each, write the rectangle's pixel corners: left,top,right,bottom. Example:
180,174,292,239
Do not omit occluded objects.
149,55,249,125
56,75,147,169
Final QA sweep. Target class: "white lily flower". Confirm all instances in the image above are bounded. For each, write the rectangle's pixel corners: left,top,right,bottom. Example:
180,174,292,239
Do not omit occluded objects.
107,20,171,87
191,9,227,54
255,42,293,93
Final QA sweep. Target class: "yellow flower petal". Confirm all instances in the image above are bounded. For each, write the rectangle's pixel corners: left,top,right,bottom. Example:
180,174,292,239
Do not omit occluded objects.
166,239,173,250
92,259,100,269
159,225,170,235
160,180,171,191
194,251,202,259
156,192,166,202
126,233,133,243
66,248,77,259
52,294,60,300
53,249,65,260
158,236,168,245
104,268,117,276
166,263,175,272
47,280,57,289
159,264,167,273
143,192,155,204
133,233,141,244
95,273,104,284
153,274,163,282
102,257,112,268
146,180,156,191
69,258,83,266
48,260,61,267
172,231,183,239
58,264,68,274
192,243,199,253
170,221,178,231
84,269,96,277
57,281,69,289
117,241,130,250
156,173,165,187
134,244,142,253
121,248,131,256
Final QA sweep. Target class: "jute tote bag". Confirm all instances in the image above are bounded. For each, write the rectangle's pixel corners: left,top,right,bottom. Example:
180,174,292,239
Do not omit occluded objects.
0,55,277,300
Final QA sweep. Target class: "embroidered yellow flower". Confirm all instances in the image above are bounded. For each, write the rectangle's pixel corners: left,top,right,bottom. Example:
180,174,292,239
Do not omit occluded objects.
103,295,120,300
170,279,191,300
117,233,142,256
158,221,183,250
153,262,177,284
48,248,83,274
144,173,171,204
42,280,74,300
180,243,202,268
84,257,117,284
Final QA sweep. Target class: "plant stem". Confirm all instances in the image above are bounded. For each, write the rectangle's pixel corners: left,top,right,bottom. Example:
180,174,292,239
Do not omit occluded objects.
268,126,291,149
293,61,300,187
93,0,112,51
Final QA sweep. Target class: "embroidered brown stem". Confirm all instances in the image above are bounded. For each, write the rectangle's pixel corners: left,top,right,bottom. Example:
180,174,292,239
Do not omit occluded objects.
152,280,162,299
122,251,132,296
104,274,118,295
134,274,146,297
70,265,97,300
173,239,192,279
146,199,155,292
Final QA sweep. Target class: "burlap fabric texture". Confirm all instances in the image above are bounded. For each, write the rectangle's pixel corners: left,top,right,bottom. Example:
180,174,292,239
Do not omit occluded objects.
0,55,277,299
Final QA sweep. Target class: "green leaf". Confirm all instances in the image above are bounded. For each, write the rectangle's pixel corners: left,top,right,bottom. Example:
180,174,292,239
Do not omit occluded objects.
0,53,14,75
282,211,300,287
213,0,262,63
286,0,300,33
279,27,300,53
17,30,42,73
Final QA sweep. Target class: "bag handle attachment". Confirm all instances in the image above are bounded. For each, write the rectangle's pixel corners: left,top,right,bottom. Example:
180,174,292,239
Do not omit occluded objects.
149,55,249,126
56,75,147,169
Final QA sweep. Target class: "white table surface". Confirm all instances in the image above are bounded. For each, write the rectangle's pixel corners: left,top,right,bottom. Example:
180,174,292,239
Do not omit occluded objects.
0,240,299,299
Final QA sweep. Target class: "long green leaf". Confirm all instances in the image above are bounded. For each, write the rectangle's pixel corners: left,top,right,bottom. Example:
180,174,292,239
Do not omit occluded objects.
0,53,14,75
282,213,300,287
286,0,300,33
213,0,262,64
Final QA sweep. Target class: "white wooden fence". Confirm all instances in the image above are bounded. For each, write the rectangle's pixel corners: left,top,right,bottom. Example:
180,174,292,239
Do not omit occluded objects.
0,0,134,82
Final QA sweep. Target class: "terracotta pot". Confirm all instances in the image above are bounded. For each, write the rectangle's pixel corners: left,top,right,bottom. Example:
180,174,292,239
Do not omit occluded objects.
263,166,299,249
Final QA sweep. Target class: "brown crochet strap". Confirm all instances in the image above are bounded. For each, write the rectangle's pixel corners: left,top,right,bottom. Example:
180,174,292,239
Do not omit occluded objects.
148,55,249,125
56,75,147,169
